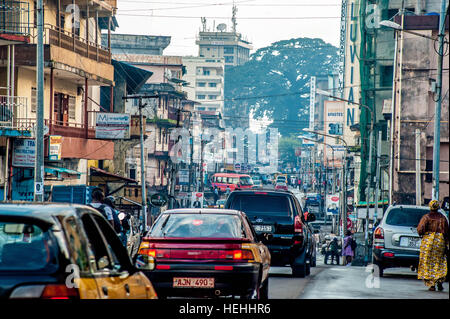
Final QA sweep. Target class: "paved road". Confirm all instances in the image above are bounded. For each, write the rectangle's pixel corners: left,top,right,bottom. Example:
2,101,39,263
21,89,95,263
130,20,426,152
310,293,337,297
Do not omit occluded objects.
267,254,448,299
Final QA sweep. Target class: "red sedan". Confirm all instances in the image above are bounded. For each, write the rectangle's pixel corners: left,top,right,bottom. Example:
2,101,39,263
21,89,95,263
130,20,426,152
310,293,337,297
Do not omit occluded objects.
137,209,271,299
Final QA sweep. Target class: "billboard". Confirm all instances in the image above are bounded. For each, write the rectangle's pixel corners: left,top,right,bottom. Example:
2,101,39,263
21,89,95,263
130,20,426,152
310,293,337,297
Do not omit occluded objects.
12,139,35,167
95,113,130,139
48,135,62,161
323,100,345,167
326,194,340,216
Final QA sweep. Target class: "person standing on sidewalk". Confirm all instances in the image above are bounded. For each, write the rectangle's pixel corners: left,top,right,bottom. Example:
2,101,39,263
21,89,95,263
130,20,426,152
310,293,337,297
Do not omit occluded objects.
417,200,449,291
342,230,355,266
325,237,341,265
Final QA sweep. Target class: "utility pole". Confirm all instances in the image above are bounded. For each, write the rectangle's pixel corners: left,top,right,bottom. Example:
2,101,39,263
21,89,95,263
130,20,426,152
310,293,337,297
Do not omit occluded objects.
199,138,206,192
415,129,422,205
374,130,382,223
34,0,44,202
431,0,447,201
123,94,158,232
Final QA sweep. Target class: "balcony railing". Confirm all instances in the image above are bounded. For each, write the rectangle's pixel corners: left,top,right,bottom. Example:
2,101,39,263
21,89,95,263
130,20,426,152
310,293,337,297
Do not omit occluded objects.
0,95,28,130
0,1,30,36
29,24,111,64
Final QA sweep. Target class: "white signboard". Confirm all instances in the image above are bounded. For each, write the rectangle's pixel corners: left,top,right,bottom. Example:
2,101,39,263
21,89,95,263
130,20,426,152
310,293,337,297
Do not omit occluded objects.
191,192,204,208
323,101,346,166
178,169,189,185
95,113,130,139
326,194,340,216
12,139,35,167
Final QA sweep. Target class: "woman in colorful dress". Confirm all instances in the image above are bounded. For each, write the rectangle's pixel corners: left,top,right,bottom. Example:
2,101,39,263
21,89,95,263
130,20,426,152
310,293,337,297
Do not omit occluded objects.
342,230,354,266
417,200,449,291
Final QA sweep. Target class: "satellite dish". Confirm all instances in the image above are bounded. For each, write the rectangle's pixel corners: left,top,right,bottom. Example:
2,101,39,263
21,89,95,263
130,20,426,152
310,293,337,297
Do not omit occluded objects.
217,23,227,32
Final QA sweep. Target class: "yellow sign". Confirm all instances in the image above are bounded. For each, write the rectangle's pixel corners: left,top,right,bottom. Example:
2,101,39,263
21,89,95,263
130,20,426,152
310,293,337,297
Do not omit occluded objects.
48,135,62,161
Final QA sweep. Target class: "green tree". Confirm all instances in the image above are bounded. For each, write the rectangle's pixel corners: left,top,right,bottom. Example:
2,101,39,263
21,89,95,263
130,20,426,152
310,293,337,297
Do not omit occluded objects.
225,37,338,136
278,135,302,167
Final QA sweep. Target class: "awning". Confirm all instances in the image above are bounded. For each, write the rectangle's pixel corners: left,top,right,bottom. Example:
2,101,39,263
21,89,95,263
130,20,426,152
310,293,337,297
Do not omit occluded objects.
356,199,389,207
98,16,119,31
45,166,82,179
90,167,137,184
112,59,153,95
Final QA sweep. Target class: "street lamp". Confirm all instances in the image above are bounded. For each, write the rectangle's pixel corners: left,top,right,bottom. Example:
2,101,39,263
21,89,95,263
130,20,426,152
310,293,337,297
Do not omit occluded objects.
303,128,349,254
302,136,338,232
315,89,376,265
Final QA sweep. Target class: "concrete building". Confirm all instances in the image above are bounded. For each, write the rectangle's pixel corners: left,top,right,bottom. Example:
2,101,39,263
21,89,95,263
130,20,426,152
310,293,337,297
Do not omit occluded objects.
389,12,449,205
0,0,118,200
182,56,225,114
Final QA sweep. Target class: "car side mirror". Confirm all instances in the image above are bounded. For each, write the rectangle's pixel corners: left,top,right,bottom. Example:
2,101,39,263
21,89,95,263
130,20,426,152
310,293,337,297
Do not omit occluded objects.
307,213,316,222
135,254,156,271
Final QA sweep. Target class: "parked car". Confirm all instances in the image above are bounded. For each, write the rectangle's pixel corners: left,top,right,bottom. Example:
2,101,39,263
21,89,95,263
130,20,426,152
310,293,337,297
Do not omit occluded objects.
275,182,288,191
225,189,316,277
137,208,271,299
372,205,449,277
0,203,157,299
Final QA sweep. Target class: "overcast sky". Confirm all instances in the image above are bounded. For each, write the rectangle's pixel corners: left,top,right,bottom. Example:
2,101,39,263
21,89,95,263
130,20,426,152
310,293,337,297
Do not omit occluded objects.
114,0,342,56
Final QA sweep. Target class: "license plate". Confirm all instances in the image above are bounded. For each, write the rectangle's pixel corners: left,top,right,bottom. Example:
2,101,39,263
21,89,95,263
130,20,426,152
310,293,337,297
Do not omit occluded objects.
254,225,273,232
173,277,215,288
400,237,421,248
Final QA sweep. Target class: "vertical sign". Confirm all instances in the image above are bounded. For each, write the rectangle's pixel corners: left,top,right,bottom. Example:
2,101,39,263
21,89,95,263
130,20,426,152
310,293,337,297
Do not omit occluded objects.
48,135,62,161
309,76,316,130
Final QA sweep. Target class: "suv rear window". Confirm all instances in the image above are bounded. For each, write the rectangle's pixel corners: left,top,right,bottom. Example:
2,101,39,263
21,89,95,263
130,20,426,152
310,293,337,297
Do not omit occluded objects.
151,214,244,238
385,208,428,227
229,195,291,216
0,222,57,271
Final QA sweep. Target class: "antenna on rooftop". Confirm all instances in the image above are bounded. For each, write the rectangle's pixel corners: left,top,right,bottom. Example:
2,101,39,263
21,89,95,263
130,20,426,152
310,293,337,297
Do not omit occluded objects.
232,1,237,33
201,17,207,32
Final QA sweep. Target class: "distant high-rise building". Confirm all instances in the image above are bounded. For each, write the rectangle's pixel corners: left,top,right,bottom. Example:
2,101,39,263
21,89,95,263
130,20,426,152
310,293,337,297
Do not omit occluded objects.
195,5,252,67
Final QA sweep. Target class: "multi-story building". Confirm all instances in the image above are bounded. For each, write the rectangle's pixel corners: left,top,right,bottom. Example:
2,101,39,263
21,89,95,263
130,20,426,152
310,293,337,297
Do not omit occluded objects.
182,56,224,114
0,0,118,200
389,11,449,206
109,34,187,197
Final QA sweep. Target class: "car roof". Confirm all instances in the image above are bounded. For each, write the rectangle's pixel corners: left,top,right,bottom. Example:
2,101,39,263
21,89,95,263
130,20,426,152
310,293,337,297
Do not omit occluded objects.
162,208,243,215
231,188,293,195
0,202,102,226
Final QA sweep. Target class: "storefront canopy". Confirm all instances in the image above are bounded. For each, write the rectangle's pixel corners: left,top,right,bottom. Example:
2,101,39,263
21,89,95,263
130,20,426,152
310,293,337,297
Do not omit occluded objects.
89,167,137,184
112,59,153,95
45,166,82,179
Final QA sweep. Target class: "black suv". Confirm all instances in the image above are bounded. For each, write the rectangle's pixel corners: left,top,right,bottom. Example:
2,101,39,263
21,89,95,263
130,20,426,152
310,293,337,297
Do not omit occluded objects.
225,189,316,277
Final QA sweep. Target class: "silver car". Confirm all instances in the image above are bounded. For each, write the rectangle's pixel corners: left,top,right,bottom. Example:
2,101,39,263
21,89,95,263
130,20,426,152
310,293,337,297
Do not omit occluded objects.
373,205,448,277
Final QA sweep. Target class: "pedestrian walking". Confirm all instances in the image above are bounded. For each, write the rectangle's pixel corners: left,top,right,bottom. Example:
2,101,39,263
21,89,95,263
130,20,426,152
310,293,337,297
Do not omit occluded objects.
297,178,301,190
417,200,449,291
325,237,340,265
225,185,231,198
342,230,355,266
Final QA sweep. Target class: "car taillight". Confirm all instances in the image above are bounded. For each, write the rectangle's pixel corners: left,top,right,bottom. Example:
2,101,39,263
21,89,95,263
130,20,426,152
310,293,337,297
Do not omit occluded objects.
41,284,80,299
294,216,303,233
139,248,170,258
383,252,395,258
374,227,384,239
373,227,385,249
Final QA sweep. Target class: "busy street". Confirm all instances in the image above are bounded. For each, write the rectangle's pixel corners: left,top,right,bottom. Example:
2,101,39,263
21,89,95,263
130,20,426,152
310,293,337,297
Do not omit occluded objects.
0,0,449,307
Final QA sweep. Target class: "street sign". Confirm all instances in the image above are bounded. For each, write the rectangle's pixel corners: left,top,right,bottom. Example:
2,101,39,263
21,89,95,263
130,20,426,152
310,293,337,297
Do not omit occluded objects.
150,193,168,207
34,182,43,195
191,192,204,208
326,194,339,216
234,163,241,171
178,169,189,185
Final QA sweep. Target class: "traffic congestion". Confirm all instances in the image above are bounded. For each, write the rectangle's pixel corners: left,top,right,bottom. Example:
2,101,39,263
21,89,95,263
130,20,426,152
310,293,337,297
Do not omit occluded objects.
1,173,447,300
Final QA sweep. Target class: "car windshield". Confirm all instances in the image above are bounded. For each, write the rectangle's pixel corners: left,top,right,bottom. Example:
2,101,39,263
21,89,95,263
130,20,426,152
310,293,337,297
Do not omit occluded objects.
0,222,57,271
239,176,253,185
385,208,429,227
230,195,291,216
151,214,244,238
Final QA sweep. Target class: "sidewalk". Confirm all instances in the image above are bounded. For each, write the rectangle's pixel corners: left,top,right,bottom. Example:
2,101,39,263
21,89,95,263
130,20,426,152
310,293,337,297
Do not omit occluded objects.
301,257,449,299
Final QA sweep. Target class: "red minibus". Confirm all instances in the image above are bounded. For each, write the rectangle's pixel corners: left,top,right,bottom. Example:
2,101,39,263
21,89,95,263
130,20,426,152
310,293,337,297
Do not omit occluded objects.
211,173,254,192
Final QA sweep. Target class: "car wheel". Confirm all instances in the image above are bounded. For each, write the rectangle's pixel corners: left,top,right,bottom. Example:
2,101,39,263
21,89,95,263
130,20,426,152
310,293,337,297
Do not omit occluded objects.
306,260,311,276
292,263,306,278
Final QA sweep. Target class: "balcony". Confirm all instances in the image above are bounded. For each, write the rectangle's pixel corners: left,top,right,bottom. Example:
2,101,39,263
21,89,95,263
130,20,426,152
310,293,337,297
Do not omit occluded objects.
0,1,30,44
0,95,30,136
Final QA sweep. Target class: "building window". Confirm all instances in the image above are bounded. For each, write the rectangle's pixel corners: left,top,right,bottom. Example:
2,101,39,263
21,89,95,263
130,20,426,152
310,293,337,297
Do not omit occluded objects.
196,95,206,100
380,65,394,87
31,87,36,112
224,56,234,64
68,96,76,120
224,46,234,54
208,107,216,111
129,168,136,180
203,70,210,76
208,95,217,100
197,82,206,87
208,83,217,88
